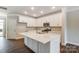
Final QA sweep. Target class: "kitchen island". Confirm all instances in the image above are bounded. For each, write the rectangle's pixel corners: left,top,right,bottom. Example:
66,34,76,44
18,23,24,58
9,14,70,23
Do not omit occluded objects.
22,31,61,53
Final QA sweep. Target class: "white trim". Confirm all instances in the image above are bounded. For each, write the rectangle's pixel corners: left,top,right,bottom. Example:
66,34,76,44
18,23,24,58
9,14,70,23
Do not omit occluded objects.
67,41,79,46
61,8,67,46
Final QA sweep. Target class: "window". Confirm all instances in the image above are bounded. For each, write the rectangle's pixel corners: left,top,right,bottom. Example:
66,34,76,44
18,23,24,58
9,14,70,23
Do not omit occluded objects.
0,19,4,36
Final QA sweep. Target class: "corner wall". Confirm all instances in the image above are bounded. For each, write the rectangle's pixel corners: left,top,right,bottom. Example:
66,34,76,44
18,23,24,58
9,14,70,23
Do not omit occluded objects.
64,7,79,45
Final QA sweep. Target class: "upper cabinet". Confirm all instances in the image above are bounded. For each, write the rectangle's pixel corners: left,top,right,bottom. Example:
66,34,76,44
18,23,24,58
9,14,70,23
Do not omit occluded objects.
36,13,62,27
19,15,36,27
18,13,62,27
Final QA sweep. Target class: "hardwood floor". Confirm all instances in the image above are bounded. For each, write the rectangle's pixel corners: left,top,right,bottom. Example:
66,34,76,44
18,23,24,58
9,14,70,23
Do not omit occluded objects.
0,37,34,53
60,43,79,53
0,37,79,53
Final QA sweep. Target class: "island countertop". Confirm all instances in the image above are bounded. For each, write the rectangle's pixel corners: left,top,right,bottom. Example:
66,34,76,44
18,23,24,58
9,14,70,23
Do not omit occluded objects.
21,31,61,44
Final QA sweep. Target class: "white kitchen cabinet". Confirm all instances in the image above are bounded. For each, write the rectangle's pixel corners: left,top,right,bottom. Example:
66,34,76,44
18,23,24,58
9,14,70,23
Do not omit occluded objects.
24,36,38,52
38,42,50,53
37,13,62,27
24,36,27,46
36,18,48,27
25,37,50,53
19,15,36,27
18,13,62,27
31,39,38,52
46,13,62,26
26,37,33,49
24,37,49,53
35,19,43,27
23,31,60,53
19,15,27,23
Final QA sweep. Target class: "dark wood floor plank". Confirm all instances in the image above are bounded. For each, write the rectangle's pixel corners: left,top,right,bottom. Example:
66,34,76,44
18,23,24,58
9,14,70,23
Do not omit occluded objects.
1,37,79,53
0,37,34,53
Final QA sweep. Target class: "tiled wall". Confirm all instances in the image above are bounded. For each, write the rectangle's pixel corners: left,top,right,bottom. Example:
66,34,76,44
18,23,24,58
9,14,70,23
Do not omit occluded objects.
25,27,62,32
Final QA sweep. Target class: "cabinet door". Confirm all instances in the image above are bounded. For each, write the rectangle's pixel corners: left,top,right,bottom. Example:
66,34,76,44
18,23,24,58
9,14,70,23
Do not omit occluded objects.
31,39,38,52
26,37,33,49
24,36,32,48
38,42,50,53
36,18,43,27
24,36,28,46
24,36,38,52
19,15,35,27
48,13,62,26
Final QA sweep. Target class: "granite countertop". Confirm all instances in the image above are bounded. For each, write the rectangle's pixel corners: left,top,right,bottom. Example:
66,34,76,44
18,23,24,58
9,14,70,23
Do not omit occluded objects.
21,30,61,44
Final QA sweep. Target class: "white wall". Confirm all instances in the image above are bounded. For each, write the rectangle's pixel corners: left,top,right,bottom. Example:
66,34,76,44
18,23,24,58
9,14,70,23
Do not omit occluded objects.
64,7,79,45
0,9,7,37
66,9,79,45
0,9,7,17
7,16,18,39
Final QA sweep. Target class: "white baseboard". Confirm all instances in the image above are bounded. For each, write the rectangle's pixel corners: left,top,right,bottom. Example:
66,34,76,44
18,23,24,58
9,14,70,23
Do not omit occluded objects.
61,42,66,46
61,41,79,46
67,41,79,46
61,41,67,46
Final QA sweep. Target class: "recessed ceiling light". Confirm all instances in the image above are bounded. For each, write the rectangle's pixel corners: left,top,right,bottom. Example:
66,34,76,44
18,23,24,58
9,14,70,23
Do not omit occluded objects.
52,6,56,9
40,11,44,14
33,14,36,17
31,7,35,10
24,11,28,14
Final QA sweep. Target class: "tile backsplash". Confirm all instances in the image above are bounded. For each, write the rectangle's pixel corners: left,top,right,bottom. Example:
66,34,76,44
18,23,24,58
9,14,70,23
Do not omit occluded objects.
26,27,61,32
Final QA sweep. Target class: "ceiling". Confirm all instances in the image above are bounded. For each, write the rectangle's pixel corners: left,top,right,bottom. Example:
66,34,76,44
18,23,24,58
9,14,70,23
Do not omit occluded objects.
1,6,62,18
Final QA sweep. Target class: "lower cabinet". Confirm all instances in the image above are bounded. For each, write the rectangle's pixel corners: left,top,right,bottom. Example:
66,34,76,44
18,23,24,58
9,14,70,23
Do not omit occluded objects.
24,36,38,52
24,35,60,53
31,39,38,52
24,36,50,53
27,37,33,50
38,42,50,53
